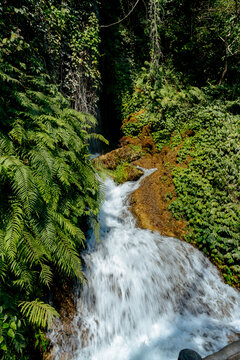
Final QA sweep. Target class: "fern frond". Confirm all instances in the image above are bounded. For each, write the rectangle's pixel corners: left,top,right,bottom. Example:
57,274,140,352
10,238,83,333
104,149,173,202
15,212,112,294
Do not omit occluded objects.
0,230,7,280
87,133,109,145
28,130,55,150
29,148,55,179
82,113,97,126
0,134,14,155
19,300,59,329
0,230,4,256
0,155,22,168
52,225,84,280
9,120,26,145
55,158,71,186
4,202,23,260
39,264,53,288
0,70,20,84
19,230,46,267
0,259,7,281
32,216,56,251
12,268,36,291
59,149,78,165
11,165,38,215
51,211,85,245
38,114,65,128
15,91,41,115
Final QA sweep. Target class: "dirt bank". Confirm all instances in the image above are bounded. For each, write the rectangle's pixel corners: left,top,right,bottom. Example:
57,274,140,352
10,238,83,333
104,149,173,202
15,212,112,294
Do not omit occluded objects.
130,145,188,239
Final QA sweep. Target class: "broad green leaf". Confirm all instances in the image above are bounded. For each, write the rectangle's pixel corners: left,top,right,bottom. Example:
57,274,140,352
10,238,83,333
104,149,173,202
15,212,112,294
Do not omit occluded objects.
1,344,7,351
7,328,15,338
10,322,17,330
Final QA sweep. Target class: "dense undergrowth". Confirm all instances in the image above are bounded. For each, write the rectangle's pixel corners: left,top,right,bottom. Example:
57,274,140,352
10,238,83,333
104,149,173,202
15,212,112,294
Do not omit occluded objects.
120,67,240,287
0,52,100,360
0,1,101,358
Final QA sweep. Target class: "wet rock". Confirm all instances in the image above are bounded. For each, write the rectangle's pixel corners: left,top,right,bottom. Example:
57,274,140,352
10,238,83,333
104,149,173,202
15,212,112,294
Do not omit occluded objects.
203,340,240,360
43,281,80,360
178,349,202,359
59,352,72,360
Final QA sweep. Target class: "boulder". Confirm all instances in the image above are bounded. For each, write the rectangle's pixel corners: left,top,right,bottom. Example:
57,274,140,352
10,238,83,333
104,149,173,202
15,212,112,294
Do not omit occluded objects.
178,349,202,360
97,145,143,170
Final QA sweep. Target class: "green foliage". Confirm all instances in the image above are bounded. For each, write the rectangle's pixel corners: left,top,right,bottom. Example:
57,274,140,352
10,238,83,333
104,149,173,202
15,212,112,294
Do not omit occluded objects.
113,0,240,142
0,1,239,358
169,109,240,286
0,70,100,357
34,329,50,353
113,163,130,184
122,113,149,137
0,74,100,281
121,60,240,286
0,305,27,359
0,0,100,113
107,162,142,184
19,301,59,329
155,0,240,85
0,2,103,358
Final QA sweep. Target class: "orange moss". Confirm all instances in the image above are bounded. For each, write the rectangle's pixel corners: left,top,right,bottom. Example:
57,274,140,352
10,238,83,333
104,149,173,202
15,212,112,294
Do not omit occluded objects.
130,144,189,240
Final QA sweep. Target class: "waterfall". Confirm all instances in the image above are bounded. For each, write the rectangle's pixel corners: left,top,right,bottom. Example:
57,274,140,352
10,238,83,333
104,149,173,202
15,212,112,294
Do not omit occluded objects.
50,169,240,360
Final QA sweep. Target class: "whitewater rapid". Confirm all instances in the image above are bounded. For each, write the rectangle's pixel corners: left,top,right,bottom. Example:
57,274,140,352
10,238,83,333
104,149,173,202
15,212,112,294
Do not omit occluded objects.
51,169,240,360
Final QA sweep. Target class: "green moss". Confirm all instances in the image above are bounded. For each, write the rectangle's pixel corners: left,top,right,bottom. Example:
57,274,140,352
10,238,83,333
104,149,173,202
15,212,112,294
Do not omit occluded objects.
93,159,143,185
113,163,130,184
129,144,146,157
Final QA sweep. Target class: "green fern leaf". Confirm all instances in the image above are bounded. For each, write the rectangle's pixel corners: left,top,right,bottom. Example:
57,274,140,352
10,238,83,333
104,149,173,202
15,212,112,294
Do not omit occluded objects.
19,300,59,329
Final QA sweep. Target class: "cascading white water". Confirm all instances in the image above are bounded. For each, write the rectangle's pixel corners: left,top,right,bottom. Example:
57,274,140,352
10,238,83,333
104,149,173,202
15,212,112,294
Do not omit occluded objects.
50,169,240,360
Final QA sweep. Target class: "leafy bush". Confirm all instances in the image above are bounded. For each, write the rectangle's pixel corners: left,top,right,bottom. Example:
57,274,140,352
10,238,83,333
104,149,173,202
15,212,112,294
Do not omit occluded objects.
169,112,240,286
121,64,240,286
0,304,28,359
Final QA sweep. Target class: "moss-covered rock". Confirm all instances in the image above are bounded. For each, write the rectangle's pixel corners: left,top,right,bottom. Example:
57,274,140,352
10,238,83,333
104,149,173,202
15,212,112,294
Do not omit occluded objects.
97,144,144,170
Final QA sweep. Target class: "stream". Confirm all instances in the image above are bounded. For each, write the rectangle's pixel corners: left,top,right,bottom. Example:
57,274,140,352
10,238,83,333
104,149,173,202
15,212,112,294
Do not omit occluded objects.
50,169,240,360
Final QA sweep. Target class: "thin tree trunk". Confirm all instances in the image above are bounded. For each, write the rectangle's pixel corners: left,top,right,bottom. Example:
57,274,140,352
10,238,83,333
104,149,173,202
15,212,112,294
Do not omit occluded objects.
218,50,228,85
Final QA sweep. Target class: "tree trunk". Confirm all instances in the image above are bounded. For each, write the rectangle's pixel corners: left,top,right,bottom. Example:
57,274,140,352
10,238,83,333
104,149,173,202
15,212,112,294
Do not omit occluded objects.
218,45,228,85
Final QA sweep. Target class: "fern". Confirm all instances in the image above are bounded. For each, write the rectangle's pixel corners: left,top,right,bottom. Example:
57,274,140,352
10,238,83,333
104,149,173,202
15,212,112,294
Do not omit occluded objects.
0,70,20,85
4,202,23,261
39,264,53,288
0,4,105,357
87,132,109,145
9,120,26,145
0,57,104,356
19,300,59,329
19,230,46,267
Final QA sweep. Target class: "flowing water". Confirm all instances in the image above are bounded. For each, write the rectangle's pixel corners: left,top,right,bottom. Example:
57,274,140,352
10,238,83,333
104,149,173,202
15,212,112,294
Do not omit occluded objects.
50,169,240,360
